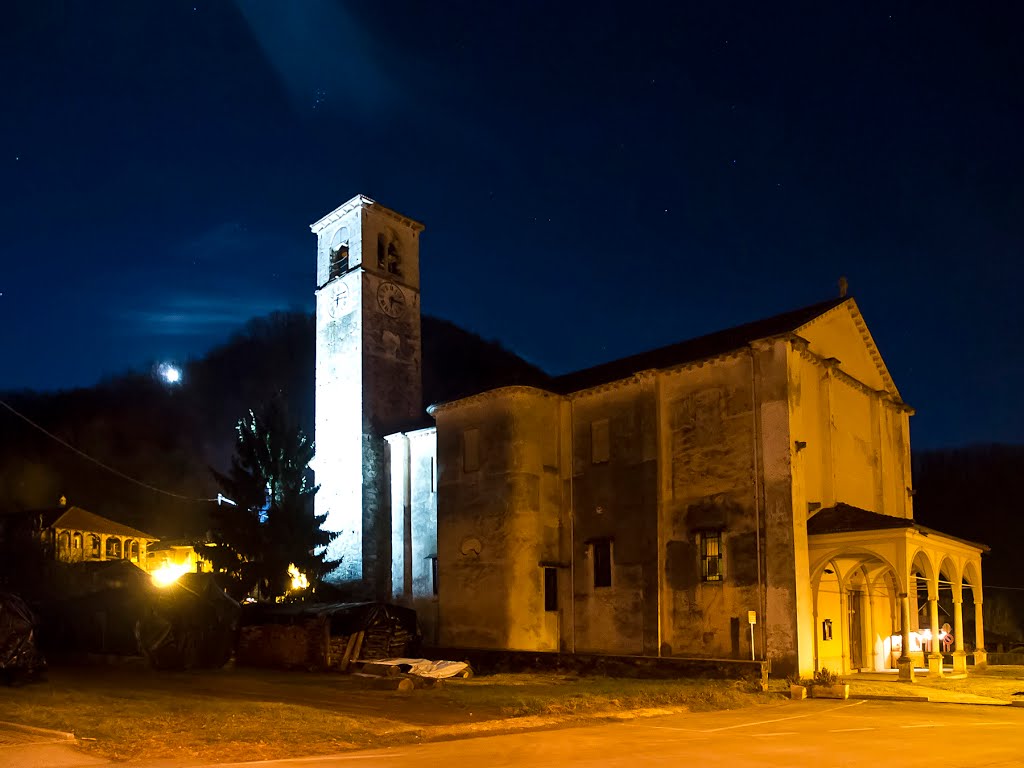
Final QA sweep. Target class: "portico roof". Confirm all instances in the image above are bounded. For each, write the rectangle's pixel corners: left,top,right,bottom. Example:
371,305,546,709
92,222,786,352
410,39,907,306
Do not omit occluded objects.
808,503,989,553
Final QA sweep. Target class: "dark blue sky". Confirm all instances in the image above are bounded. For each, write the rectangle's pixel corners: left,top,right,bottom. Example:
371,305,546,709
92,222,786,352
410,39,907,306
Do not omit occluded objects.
2,2,1021,449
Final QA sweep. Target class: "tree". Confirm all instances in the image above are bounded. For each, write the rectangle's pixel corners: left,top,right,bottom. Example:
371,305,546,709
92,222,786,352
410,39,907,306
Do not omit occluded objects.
207,397,337,600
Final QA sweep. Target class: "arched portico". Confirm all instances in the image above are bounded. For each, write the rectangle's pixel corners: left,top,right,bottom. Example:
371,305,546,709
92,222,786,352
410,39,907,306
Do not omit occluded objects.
807,510,988,680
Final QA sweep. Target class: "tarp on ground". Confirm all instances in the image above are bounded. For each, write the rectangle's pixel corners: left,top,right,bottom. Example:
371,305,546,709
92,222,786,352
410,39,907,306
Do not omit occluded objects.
0,592,46,681
362,658,470,679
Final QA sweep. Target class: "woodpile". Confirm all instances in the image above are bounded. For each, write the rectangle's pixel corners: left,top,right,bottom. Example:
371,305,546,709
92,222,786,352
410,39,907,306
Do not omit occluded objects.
238,602,420,672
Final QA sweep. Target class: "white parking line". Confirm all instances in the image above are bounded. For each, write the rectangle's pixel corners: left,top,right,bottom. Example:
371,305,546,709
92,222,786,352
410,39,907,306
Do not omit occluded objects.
753,732,798,737
829,727,876,733
967,723,1013,727
694,700,868,734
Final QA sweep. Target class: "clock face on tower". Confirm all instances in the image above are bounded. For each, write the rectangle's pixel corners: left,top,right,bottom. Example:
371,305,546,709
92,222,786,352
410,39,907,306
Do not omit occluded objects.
376,281,406,318
327,283,351,319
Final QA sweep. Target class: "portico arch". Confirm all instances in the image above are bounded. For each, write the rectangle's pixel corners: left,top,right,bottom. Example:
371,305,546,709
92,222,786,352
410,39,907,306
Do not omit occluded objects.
811,550,901,673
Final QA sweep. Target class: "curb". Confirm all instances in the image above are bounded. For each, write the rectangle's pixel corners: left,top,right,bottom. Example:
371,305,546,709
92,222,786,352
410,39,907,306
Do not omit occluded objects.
0,719,75,740
849,694,929,703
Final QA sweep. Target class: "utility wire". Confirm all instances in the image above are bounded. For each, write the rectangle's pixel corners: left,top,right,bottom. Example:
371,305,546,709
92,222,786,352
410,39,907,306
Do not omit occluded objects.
0,397,220,504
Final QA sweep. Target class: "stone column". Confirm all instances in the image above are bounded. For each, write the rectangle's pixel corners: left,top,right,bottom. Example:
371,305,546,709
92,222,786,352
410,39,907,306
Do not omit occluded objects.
839,589,850,674
952,598,967,674
974,601,987,668
898,593,915,682
927,597,943,676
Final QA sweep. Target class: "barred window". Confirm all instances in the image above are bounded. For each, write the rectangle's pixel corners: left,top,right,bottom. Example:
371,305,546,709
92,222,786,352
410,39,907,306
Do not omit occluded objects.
701,531,723,582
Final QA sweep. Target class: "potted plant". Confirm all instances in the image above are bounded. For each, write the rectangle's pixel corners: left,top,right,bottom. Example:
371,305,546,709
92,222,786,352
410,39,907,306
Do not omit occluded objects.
788,674,810,700
809,668,849,699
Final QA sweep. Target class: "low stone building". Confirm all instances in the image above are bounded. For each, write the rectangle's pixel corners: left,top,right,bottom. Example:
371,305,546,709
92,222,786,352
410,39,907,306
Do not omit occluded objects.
312,195,987,678
12,501,159,567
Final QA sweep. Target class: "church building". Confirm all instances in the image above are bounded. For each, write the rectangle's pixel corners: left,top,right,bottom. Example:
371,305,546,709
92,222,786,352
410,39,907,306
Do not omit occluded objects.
310,194,987,678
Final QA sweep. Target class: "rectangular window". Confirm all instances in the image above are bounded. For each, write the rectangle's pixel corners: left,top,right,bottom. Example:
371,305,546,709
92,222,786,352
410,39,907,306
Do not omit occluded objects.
544,567,558,612
701,531,723,582
428,555,439,596
591,419,610,464
463,428,480,472
430,455,437,492
592,539,612,588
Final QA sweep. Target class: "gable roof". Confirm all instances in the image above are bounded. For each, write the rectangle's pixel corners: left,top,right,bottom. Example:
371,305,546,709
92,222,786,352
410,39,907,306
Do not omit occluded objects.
549,296,850,394
40,506,159,540
807,503,914,535
793,298,898,396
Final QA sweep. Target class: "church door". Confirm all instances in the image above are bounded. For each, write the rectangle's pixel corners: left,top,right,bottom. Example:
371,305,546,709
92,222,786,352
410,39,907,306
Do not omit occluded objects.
848,590,865,670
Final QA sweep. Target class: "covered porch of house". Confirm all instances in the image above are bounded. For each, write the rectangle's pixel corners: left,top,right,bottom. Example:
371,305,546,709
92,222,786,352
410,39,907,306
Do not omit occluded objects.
806,505,987,681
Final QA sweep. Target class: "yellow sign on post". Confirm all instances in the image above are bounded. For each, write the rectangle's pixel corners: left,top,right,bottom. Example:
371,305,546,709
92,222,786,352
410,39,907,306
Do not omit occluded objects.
747,611,757,661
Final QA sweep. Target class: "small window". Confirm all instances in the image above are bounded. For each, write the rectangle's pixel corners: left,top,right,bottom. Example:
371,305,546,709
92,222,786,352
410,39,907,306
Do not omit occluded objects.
592,539,612,588
428,555,439,596
106,537,122,559
701,531,723,582
129,540,140,561
463,428,480,472
73,532,82,549
544,567,558,612
591,419,610,464
430,455,437,492
377,233,386,268
89,535,100,558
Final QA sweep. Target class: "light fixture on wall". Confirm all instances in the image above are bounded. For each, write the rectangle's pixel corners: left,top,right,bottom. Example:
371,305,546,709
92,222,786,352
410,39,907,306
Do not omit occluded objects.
906,487,917,497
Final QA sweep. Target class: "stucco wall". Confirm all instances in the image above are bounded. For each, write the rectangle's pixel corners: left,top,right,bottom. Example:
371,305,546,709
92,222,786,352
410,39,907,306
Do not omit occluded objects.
659,355,762,661
789,345,913,521
570,377,658,655
435,388,564,651
386,427,440,642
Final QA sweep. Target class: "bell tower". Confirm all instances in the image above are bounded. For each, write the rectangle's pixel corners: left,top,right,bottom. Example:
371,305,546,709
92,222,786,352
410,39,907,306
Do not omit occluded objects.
311,195,424,590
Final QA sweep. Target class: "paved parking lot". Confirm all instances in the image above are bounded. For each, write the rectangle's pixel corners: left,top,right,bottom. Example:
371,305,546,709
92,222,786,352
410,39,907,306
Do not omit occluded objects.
201,699,1024,768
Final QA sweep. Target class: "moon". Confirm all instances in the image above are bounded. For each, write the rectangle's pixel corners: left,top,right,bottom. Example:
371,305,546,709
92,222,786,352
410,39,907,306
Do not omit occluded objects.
157,362,182,385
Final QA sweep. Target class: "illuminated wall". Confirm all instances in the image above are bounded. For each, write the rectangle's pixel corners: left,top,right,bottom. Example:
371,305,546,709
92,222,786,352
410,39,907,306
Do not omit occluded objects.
311,196,424,588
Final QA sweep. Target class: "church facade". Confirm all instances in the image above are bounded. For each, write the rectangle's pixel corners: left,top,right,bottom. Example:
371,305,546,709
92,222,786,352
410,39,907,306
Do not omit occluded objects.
311,195,987,678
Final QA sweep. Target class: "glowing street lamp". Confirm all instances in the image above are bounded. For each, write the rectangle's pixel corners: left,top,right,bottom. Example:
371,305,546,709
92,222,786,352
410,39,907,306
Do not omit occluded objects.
151,561,191,587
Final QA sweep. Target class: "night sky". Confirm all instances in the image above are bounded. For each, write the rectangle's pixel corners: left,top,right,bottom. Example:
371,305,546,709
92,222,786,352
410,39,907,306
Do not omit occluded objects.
2,2,1022,449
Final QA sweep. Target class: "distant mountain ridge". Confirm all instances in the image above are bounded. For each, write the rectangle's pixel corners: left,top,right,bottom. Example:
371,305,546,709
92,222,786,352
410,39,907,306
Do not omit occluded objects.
0,312,547,536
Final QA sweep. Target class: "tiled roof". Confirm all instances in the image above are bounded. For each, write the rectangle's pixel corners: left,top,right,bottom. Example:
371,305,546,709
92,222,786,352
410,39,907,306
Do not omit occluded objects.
806,503,914,535
549,297,850,394
807,503,989,551
43,506,159,540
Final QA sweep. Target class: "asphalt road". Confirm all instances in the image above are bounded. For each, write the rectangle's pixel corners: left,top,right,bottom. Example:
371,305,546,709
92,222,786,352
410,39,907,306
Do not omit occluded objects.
202,700,1024,768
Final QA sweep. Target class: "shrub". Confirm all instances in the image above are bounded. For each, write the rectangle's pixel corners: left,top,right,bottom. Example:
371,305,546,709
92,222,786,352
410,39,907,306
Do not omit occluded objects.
812,667,842,686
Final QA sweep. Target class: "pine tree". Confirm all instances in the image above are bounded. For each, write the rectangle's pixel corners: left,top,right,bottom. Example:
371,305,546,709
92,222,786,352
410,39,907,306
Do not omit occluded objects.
207,397,337,600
